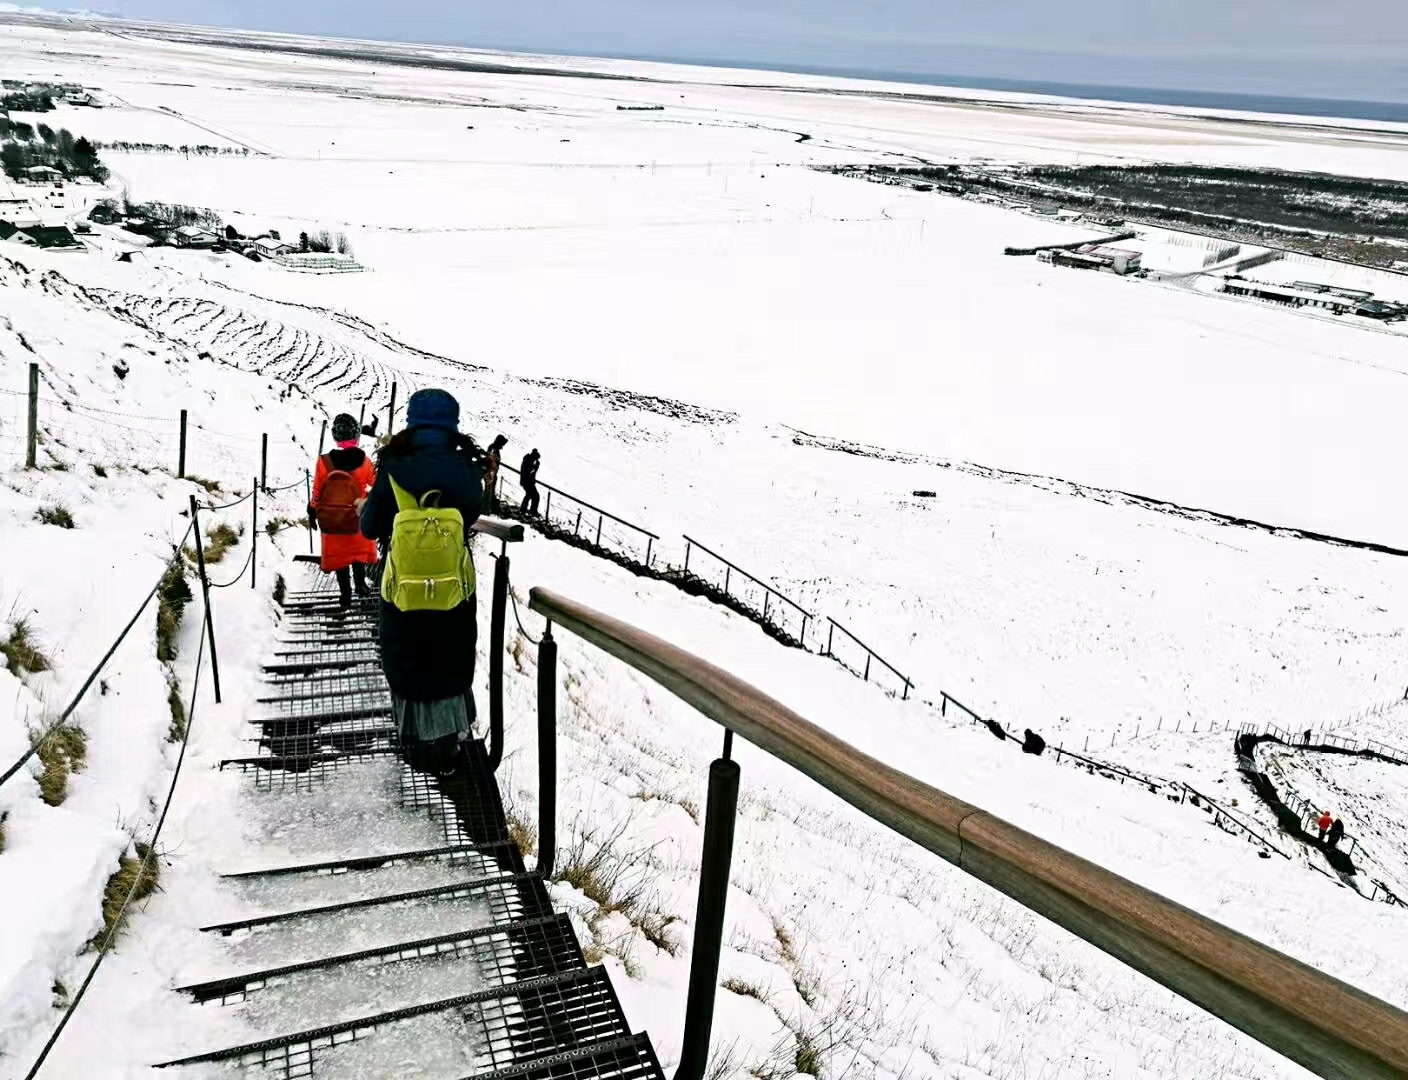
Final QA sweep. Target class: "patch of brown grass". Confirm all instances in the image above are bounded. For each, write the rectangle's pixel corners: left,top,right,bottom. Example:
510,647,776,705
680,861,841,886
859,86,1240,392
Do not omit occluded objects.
86,842,159,951
33,724,87,806
2,618,51,676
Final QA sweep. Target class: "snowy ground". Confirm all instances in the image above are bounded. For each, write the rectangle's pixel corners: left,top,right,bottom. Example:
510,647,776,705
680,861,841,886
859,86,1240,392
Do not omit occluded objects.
2,15,1408,1080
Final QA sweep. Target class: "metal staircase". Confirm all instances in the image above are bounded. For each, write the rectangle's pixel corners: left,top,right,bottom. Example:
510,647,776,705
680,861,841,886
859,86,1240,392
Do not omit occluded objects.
156,584,665,1080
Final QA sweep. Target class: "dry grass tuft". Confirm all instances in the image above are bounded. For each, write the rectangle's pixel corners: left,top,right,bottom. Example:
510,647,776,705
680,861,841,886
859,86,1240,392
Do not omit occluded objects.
793,1032,822,1076
87,842,159,950
0,810,8,854
35,504,75,529
33,724,87,806
185,475,221,494
2,618,52,676
506,809,538,860
166,675,186,743
155,559,191,663
723,977,769,1001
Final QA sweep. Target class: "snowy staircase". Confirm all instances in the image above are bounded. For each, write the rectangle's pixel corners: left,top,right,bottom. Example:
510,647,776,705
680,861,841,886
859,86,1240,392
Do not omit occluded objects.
156,583,665,1080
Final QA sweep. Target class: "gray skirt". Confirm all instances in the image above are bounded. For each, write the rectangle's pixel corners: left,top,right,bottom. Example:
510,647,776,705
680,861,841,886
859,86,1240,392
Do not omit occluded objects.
392,691,474,746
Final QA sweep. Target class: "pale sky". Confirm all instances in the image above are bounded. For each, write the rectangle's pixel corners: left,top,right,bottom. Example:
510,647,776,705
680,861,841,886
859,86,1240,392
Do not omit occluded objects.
47,0,1408,102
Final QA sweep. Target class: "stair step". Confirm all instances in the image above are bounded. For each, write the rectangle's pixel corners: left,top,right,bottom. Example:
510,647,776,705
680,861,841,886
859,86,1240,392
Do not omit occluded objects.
220,747,398,776
157,967,631,1077
467,1033,665,1080
178,913,581,1005
201,870,551,935
221,842,507,881
253,708,393,735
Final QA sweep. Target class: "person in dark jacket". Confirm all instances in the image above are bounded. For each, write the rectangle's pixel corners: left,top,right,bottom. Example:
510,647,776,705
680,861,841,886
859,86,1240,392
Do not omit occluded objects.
360,388,483,773
520,448,541,515
482,435,507,513
1327,818,1345,849
1022,728,1046,755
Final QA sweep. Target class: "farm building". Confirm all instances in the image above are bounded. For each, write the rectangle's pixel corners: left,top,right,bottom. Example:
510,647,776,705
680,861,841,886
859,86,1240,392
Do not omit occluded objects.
1041,244,1143,275
19,166,61,184
253,236,293,258
1221,278,1405,320
173,225,219,248
0,221,84,251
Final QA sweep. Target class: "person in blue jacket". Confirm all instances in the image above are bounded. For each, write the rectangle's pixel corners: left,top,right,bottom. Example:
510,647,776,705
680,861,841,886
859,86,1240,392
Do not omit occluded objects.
360,388,484,772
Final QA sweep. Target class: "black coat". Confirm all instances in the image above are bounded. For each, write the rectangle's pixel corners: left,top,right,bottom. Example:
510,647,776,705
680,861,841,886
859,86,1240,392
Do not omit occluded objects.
360,428,484,702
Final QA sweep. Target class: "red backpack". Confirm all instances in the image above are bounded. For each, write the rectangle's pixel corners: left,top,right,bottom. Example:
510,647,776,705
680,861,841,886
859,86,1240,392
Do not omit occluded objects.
315,456,362,535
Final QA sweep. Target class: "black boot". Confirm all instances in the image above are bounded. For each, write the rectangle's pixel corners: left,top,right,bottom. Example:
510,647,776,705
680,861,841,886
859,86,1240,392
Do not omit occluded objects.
353,562,371,598
336,567,352,608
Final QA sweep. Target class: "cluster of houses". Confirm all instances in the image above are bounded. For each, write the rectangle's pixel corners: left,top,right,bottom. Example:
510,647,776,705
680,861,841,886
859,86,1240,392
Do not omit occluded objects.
1,80,98,107
0,192,83,251
1220,277,1407,321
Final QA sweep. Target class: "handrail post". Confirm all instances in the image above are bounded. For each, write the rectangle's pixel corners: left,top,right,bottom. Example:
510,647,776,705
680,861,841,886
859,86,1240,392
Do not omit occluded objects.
259,433,268,492
387,381,397,436
645,536,653,568
675,749,740,1080
24,362,38,469
574,509,582,537
536,623,558,879
723,566,730,596
317,418,327,458
595,513,603,549
251,477,258,591
825,620,834,657
305,468,313,553
187,495,222,704
684,540,692,574
488,549,509,771
177,408,187,478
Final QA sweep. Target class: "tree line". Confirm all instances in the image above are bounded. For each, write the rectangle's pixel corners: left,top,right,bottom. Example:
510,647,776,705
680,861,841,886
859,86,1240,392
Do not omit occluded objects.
0,120,107,183
96,141,252,157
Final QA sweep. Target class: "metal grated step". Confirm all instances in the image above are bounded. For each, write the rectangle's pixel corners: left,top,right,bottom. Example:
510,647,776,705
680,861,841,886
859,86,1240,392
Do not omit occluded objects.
200,870,554,936
156,967,632,1079
467,1034,664,1080
178,913,583,1005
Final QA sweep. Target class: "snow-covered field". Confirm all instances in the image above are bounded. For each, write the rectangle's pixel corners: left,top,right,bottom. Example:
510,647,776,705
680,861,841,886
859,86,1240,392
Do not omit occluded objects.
2,14,1408,1079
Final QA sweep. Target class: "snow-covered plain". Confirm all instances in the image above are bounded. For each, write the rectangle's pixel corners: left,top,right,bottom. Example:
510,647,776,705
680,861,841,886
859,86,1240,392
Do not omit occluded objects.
2,14,1408,1079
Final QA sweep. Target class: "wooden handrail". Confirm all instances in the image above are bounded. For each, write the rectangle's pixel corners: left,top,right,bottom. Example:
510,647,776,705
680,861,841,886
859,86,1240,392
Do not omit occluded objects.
528,587,1408,1080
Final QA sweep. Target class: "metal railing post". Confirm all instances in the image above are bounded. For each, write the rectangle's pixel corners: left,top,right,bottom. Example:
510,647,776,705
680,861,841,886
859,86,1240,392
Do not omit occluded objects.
317,418,327,458
595,513,603,549
574,509,582,537
260,434,269,492
684,540,692,574
825,620,834,657
645,536,653,567
544,489,552,521
188,495,222,704
305,468,313,553
251,477,258,591
675,746,741,1080
387,381,398,436
536,623,558,879
24,362,38,469
488,549,509,771
723,566,730,595
177,408,188,478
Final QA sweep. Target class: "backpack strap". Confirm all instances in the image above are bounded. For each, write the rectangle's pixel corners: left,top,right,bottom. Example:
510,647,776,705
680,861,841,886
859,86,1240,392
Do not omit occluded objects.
388,474,418,513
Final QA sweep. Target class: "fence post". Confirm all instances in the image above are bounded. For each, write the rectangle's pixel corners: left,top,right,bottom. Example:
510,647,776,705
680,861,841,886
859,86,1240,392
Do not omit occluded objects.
723,566,731,596
177,408,187,479
595,513,603,549
864,653,871,682
825,620,834,657
260,433,268,492
488,549,509,771
645,536,653,568
544,489,552,521
799,612,809,647
574,510,581,537
684,540,692,574
251,477,258,591
762,592,770,623
305,468,313,553
188,495,222,704
536,623,558,879
387,381,398,435
24,362,38,469
675,743,741,1080
941,693,948,717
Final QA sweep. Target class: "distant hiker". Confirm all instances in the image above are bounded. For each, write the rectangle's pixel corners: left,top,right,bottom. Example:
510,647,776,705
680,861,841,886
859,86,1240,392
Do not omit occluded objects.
1316,810,1333,841
520,448,542,515
309,413,377,608
1022,729,1046,756
482,435,507,513
1303,729,1312,746
1328,818,1345,849
360,389,483,775
984,718,1007,741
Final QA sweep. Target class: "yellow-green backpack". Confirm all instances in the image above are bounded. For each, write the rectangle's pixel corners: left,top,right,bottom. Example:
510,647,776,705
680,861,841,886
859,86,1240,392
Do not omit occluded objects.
380,475,475,612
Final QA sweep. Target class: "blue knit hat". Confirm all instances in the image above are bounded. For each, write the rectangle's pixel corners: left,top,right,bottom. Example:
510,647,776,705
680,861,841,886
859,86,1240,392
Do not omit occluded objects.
405,388,459,431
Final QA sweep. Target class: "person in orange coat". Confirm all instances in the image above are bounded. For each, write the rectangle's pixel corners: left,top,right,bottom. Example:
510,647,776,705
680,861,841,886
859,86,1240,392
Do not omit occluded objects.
310,413,379,607
1316,809,1333,842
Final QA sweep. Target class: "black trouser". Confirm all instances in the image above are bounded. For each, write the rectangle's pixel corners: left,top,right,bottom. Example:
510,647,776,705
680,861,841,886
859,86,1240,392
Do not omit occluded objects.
335,562,369,605
520,480,540,514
